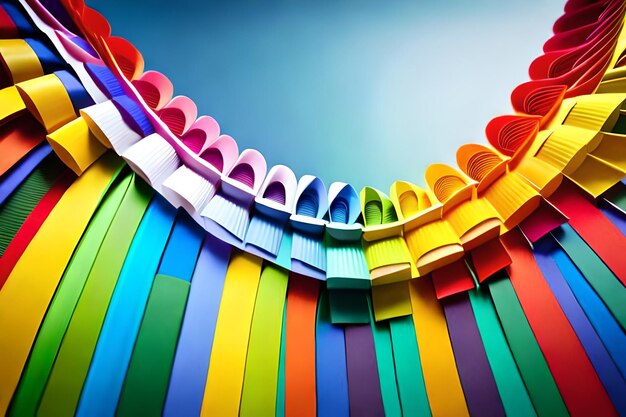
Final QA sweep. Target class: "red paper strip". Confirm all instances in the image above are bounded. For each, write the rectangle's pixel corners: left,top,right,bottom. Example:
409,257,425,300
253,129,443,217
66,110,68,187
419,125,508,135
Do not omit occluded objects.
501,229,616,417
549,180,626,286
0,172,74,289
518,199,568,243
431,260,475,299
469,237,511,283
285,274,320,417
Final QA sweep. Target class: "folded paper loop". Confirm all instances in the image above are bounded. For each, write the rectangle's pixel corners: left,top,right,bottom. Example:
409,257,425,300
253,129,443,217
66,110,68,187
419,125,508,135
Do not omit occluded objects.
511,82,567,121
0,85,26,125
80,7,111,40
158,96,197,136
563,92,625,131
84,63,124,99
457,144,507,186
0,39,43,84
425,164,474,209
360,187,414,284
80,100,142,153
486,115,540,157
182,115,220,154
245,165,297,256
256,165,297,214
54,69,94,113
224,148,266,197
121,132,180,192
199,134,238,173
105,36,143,81
46,116,107,175
161,164,217,216
291,175,328,234
112,95,154,137
391,180,464,275
16,72,76,132
201,149,265,245
132,70,174,111
326,182,362,241
289,176,329,278
55,31,101,63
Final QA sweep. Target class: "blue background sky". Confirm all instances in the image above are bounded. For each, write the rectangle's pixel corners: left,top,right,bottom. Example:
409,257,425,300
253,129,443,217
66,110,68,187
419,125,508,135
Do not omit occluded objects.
88,0,563,191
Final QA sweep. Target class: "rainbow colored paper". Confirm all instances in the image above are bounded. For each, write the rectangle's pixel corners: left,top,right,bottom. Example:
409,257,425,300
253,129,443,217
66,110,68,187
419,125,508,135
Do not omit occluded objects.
1,0,626,416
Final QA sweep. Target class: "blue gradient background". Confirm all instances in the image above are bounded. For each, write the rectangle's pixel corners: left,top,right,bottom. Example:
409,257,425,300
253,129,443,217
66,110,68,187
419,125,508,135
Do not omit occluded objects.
88,0,562,190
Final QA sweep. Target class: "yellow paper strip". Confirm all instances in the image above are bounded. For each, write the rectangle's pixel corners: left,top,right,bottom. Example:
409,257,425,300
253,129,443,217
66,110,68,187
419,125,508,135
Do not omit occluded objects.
408,278,469,417
200,252,262,416
0,152,123,414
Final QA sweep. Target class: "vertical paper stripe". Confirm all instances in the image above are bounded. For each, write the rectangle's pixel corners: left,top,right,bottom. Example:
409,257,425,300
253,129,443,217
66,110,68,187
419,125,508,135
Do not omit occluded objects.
468,287,537,417
240,265,289,416
442,293,506,417
200,252,262,416
0,153,122,415
315,289,350,417
163,235,231,417
285,274,320,417
38,173,153,417
408,278,469,417
76,195,177,417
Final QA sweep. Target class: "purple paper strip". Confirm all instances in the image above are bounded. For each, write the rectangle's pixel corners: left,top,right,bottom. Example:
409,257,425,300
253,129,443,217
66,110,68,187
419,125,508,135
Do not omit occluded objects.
344,324,385,417
443,293,506,417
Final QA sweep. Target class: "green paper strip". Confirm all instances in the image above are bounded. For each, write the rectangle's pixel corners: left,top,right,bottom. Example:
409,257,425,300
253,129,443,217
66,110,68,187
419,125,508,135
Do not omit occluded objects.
488,276,567,417
0,154,66,256
9,171,130,417
328,289,370,324
552,225,626,329
388,315,431,417
468,286,537,417
116,274,191,417
240,265,289,416
368,296,402,417
276,306,287,417
37,174,153,417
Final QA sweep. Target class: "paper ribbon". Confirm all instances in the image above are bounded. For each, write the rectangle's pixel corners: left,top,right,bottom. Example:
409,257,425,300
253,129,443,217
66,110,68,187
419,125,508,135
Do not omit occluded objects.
468,287,537,417
0,142,51,204
8,171,129,417
15,72,76,132
0,114,47,177
488,274,568,416
0,152,122,415
408,278,469,417
550,179,626,286
0,171,72,289
46,116,107,175
533,237,626,415
285,274,320,417
37,173,152,417
200,252,262,416
116,275,191,417
551,224,626,329
0,38,43,83
343,324,385,416
163,234,231,417
550,237,626,379
116,212,204,416
240,264,289,416
314,290,350,417
388,315,431,416
369,309,402,416
442,293,506,417
501,230,616,417
76,195,177,417
0,152,65,257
